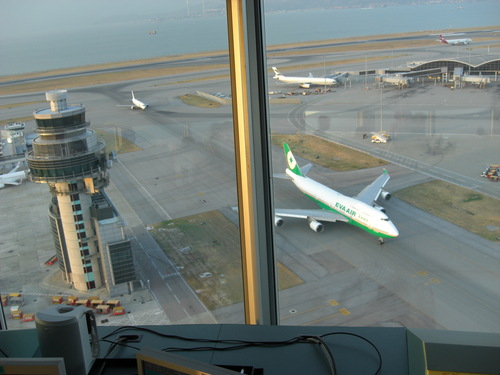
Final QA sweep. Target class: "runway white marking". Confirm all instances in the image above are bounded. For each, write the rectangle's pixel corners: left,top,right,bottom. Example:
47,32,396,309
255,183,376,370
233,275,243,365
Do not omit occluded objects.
117,159,172,220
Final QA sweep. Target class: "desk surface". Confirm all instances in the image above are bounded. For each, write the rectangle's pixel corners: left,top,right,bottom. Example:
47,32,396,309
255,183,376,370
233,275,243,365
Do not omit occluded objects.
1,324,409,375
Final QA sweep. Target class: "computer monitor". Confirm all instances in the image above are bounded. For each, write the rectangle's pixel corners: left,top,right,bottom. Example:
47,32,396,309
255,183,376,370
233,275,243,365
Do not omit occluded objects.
0,358,67,375
136,348,242,375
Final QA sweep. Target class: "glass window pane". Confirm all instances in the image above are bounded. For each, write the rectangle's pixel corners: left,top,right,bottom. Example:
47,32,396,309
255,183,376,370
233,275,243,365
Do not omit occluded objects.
265,3,500,333
0,1,243,329
1,0,499,335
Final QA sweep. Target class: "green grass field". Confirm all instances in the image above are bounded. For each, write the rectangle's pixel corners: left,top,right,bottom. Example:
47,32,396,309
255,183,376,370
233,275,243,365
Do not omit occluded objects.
271,134,388,171
149,210,303,310
394,180,500,242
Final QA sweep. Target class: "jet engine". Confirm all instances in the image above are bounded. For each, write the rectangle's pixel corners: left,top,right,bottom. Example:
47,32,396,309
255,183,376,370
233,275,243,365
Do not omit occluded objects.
299,83,311,89
308,218,324,233
274,216,284,228
373,204,386,213
380,190,391,200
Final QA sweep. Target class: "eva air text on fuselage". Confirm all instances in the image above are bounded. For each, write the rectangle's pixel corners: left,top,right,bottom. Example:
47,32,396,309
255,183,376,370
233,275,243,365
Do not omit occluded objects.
335,202,356,217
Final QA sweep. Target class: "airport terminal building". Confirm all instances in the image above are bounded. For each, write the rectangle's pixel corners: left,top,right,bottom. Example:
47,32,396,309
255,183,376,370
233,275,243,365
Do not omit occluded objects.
371,57,500,88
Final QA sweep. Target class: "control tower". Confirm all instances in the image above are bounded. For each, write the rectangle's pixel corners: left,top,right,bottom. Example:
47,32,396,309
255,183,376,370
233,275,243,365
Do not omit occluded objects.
27,90,135,294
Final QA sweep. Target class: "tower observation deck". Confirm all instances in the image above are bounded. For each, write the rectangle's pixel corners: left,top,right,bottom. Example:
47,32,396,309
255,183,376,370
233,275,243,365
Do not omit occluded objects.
27,90,135,294
28,90,108,185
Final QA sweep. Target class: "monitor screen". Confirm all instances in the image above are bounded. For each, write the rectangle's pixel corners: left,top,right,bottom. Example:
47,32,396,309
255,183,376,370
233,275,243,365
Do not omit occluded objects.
0,358,67,375
136,348,242,375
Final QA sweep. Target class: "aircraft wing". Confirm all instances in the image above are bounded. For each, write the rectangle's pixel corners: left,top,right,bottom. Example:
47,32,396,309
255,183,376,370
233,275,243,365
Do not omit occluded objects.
7,163,20,174
275,208,348,223
273,172,289,180
4,180,21,186
353,171,390,205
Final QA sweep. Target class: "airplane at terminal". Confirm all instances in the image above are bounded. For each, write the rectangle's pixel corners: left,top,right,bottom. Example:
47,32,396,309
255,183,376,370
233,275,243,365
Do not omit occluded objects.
0,163,26,189
272,67,337,88
439,34,472,45
118,91,151,110
275,143,399,244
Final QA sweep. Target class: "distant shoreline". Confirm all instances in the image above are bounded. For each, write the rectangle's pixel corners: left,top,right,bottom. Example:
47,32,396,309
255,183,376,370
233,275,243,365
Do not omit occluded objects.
1,25,498,94
263,0,489,13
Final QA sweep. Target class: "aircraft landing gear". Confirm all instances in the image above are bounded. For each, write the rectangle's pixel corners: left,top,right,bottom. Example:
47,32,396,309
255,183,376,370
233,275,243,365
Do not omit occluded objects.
378,237,384,245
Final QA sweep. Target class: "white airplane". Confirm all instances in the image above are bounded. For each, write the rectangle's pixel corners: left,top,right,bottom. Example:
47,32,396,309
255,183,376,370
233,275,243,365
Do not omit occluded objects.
275,143,399,244
0,163,27,189
118,91,150,110
439,34,472,45
272,67,336,89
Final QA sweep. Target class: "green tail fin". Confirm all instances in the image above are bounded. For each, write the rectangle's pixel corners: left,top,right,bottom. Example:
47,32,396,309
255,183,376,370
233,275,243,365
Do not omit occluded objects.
283,143,303,176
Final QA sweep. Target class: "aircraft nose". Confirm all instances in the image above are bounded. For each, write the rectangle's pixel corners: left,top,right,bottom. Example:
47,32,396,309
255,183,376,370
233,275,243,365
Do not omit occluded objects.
389,222,399,238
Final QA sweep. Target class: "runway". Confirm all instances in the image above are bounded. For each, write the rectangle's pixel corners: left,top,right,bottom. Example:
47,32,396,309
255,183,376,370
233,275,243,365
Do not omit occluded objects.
1,33,499,331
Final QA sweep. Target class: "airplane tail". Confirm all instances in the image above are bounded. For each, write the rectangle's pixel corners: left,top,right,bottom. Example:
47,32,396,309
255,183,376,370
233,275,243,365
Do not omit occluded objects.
283,143,303,176
131,91,135,99
272,67,283,77
439,35,448,44
8,162,21,174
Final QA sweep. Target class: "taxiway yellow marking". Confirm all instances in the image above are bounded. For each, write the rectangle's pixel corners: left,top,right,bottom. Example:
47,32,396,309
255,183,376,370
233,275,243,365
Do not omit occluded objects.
416,270,441,285
303,308,351,325
281,303,330,321
282,299,352,325
287,301,352,325
304,313,342,325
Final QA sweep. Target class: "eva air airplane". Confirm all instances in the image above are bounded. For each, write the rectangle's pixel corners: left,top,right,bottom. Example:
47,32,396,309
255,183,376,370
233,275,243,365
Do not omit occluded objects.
275,143,399,244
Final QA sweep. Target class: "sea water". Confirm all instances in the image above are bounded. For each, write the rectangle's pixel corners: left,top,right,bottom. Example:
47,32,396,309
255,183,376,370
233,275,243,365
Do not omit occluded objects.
1,1,499,76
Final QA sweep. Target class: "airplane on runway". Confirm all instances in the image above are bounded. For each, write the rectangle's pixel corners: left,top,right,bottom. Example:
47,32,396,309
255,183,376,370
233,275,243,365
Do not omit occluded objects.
0,163,26,189
118,91,151,110
272,67,337,88
439,35,472,45
274,143,399,244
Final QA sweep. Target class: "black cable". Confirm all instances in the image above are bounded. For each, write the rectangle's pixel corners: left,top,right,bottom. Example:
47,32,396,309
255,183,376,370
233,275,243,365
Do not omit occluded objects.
93,336,142,375
100,326,382,375
104,337,126,359
164,337,307,352
164,345,251,352
92,336,127,375
300,335,337,375
0,347,9,358
101,325,304,347
320,332,382,375
99,338,141,353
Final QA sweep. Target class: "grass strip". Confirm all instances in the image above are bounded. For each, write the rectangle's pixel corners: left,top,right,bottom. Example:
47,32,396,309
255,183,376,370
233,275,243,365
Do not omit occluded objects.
271,134,388,171
150,210,304,310
394,180,500,242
